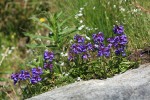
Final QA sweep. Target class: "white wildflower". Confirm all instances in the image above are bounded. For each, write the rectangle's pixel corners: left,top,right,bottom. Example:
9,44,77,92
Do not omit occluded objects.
79,20,83,23
77,13,83,17
113,5,116,8
8,50,12,54
77,77,81,81
80,8,84,11
65,73,69,76
78,25,85,30
61,52,68,57
133,9,138,13
85,35,91,40
94,44,99,48
60,62,64,66
95,28,98,30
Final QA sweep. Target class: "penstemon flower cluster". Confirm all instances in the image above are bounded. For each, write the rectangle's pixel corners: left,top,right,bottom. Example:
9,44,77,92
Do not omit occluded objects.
108,25,127,56
68,25,127,61
11,51,54,85
43,51,54,71
11,67,43,84
11,25,127,85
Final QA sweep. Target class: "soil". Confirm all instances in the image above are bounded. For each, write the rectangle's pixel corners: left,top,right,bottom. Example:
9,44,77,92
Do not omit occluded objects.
128,46,150,64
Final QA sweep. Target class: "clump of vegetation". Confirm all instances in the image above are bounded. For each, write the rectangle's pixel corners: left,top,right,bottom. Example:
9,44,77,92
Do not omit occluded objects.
11,24,137,99
0,0,149,99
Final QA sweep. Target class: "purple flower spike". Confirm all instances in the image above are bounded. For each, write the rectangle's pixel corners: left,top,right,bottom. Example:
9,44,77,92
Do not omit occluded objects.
44,63,53,71
11,73,19,85
119,34,128,45
32,67,43,76
19,70,30,80
44,51,54,62
115,47,125,56
92,32,104,44
30,75,42,84
74,34,85,43
82,53,90,59
113,25,124,34
86,43,94,51
98,46,110,57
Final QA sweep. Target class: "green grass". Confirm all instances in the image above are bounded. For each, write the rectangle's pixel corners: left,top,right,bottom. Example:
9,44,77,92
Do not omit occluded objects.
56,0,150,49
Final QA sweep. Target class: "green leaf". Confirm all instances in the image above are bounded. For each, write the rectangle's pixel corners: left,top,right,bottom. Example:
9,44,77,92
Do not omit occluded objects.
40,23,54,32
56,11,63,19
59,28,76,35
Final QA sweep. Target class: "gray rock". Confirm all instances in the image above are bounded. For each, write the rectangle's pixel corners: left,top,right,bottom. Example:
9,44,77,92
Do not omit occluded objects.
27,63,150,100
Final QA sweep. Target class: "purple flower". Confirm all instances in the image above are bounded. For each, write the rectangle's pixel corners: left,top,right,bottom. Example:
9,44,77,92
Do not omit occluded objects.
86,43,94,51
119,34,127,45
92,32,104,44
18,70,30,80
98,46,110,57
82,53,90,59
30,75,42,84
115,47,126,56
70,43,86,54
44,51,54,62
31,67,43,76
74,34,85,43
113,25,124,34
107,34,127,47
11,73,19,85
44,63,53,71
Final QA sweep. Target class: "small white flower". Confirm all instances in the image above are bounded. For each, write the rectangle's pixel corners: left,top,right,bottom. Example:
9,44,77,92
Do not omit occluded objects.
33,59,37,62
86,35,91,40
79,20,83,23
78,25,85,30
65,73,69,76
94,44,99,48
60,62,64,66
133,9,138,13
8,50,12,54
113,5,116,8
77,13,83,17
95,28,98,30
77,77,81,81
80,8,84,11
61,52,68,57
79,10,82,13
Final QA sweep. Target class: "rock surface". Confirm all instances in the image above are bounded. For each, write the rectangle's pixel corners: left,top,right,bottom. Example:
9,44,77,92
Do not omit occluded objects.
27,63,150,100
